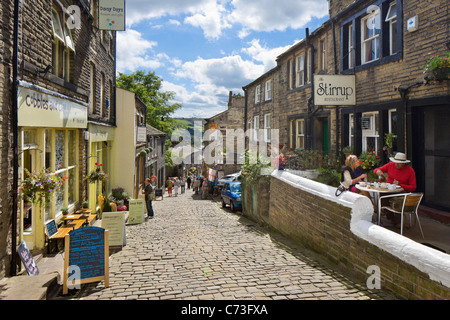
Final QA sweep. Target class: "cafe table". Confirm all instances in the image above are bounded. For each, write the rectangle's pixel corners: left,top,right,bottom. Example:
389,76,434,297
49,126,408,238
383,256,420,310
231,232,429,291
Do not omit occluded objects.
63,213,90,226
355,182,404,225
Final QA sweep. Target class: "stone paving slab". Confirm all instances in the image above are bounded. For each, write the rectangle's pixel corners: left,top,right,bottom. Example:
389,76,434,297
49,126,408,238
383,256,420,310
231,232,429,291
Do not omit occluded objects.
60,190,396,300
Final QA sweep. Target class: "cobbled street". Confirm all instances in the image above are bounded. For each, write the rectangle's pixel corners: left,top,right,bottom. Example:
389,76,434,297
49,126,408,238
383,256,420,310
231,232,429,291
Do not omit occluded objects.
69,189,395,300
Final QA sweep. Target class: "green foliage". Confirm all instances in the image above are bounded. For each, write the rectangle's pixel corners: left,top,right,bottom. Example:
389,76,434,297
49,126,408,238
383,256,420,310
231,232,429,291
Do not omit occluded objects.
240,151,271,184
116,70,182,136
423,52,450,81
285,149,325,170
19,168,65,207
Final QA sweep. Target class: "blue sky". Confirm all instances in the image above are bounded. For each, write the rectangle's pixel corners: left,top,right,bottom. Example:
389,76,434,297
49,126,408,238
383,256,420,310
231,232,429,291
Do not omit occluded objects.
116,0,330,118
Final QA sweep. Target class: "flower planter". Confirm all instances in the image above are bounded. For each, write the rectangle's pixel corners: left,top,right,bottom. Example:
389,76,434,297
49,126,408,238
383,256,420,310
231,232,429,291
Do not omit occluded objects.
430,67,450,81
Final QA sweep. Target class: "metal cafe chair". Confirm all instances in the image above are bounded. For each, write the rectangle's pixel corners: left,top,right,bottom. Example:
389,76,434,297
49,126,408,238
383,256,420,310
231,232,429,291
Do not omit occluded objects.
378,193,425,239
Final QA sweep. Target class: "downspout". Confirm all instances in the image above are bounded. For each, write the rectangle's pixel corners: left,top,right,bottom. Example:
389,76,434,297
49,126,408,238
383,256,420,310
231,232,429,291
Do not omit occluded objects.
397,81,424,158
11,0,20,276
306,28,315,150
332,18,340,160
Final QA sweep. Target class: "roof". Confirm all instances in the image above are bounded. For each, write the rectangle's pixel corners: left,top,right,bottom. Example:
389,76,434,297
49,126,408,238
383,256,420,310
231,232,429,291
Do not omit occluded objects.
146,124,166,136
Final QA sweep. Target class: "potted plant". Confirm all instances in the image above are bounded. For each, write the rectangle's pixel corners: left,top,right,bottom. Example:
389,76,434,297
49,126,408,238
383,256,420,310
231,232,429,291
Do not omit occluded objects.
61,207,69,216
383,133,396,158
82,201,89,209
140,150,148,157
423,52,450,81
85,163,109,192
342,145,353,158
19,168,65,208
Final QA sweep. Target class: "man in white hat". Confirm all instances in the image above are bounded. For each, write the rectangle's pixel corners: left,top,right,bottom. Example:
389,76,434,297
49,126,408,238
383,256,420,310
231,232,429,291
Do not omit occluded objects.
374,152,416,192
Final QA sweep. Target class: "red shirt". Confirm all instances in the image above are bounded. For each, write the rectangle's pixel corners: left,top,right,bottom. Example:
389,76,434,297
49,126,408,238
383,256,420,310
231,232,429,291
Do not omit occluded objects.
373,162,416,192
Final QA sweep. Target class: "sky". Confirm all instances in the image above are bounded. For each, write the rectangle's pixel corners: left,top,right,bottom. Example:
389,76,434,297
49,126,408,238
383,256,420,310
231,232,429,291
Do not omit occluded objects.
116,0,330,119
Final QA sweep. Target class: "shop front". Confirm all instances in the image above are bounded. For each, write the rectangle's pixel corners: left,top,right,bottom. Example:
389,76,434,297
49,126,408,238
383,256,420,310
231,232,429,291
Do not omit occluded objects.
87,123,115,212
17,82,87,250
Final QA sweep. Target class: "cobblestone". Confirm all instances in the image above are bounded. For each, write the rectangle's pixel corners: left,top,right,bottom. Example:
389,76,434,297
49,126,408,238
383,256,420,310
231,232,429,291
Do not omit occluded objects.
68,190,396,300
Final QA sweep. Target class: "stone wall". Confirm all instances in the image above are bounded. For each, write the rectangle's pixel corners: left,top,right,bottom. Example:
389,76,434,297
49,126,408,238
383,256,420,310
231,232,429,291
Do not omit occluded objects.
243,170,450,299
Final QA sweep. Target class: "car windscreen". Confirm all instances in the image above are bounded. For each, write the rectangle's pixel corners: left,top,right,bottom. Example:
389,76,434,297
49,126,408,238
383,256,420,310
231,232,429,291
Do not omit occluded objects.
230,184,241,192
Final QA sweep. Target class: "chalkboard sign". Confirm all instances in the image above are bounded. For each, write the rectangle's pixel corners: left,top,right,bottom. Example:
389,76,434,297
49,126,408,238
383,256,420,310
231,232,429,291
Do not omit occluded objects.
17,241,39,276
155,189,163,197
45,219,58,238
63,227,109,294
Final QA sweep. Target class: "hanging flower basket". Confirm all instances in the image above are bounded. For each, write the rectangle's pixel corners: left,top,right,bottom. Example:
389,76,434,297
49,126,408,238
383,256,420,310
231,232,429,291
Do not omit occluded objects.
19,168,65,207
423,52,450,81
85,163,109,184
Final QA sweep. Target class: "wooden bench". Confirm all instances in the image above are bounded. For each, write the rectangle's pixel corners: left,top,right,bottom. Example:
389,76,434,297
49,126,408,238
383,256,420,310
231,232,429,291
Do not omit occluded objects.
45,217,91,253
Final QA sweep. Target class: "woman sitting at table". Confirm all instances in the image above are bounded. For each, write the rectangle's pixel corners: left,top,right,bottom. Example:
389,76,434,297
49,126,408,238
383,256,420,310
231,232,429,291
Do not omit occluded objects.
341,155,375,210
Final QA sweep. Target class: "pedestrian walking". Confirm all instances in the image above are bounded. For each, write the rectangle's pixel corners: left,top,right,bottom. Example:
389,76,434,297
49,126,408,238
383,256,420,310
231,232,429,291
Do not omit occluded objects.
143,178,155,218
193,178,200,195
174,178,179,197
166,178,173,197
187,176,192,189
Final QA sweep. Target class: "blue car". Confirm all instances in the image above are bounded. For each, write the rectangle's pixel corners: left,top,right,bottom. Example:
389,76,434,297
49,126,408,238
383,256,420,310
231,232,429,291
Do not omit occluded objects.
221,181,242,212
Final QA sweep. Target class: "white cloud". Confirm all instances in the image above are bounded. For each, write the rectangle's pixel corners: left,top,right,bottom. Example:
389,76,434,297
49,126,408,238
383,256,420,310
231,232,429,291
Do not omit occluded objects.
242,39,292,71
116,29,160,72
184,2,231,40
229,0,329,32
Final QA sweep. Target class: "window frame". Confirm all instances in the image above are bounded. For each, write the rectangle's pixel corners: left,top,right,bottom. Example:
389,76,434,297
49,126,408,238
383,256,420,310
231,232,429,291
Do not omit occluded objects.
296,119,305,150
264,114,271,142
265,80,272,101
255,85,261,104
361,10,381,64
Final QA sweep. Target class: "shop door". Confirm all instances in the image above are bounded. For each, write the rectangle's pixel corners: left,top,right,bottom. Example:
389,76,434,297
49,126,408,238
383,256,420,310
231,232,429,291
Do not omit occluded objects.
417,106,450,210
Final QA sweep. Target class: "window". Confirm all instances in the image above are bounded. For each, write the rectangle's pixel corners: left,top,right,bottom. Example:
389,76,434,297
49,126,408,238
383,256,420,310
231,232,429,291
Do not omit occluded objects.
341,0,402,71
361,9,381,64
265,80,272,101
296,54,305,86
253,115,259,141
319,39,326,71
255,85,261,104
264,114,271,142
51,5,75,81
296,119,305,150
362,112,379,152
289,120,294,149
89,63,95,114
348,114,354,148
100,73,105,116
287,58,294,89
385,1,398,55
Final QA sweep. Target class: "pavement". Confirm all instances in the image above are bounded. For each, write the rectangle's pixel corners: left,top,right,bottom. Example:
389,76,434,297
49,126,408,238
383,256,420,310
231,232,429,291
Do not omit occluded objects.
0,188,448,300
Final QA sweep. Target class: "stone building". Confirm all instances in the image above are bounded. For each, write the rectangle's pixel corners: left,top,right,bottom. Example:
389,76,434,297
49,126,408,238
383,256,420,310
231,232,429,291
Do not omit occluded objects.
146,124,166,190
0,0,117,277
243,0,450,211
204,91,245,176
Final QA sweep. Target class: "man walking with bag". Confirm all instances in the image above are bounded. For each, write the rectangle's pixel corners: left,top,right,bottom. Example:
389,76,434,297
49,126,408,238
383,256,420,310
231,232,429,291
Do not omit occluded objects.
143,178,155,218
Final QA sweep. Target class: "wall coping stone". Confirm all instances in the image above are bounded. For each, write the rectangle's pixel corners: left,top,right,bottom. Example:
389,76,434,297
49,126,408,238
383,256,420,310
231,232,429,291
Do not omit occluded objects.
271,169,450,288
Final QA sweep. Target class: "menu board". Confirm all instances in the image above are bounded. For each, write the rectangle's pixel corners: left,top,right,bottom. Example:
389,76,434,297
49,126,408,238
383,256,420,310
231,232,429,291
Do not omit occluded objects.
45,219,58,238
17,241,39,276
101,212,126,247
128,199,144,224
63,227,109,294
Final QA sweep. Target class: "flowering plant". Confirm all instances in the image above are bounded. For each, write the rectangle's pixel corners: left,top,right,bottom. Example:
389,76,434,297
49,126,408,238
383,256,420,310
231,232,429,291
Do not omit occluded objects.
423,52,450,81
358,151,381,171
19,169,65,207
85,163,109,184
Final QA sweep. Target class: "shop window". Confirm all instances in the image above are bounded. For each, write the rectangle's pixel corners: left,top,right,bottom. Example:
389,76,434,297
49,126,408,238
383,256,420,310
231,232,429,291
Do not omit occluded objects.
362,112,379,153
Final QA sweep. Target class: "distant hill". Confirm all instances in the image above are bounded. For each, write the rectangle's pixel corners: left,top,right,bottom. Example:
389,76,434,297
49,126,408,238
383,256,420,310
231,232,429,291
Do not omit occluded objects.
171,118,206,145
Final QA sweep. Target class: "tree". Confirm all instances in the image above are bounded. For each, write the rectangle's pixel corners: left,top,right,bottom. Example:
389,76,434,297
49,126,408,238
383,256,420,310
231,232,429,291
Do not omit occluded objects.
116,70,182,136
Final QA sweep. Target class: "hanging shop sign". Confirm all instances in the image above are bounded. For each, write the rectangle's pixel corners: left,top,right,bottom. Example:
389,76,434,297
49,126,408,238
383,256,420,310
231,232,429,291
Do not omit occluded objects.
98,0,126,31
314,75,356,106
63,227,109,294
18,84,87,128
137,126,146,142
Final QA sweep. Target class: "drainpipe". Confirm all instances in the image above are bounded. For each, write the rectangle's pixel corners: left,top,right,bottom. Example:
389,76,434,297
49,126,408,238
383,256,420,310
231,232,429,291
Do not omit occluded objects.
332,18,340,160
306,28,315,150
11,0,20,276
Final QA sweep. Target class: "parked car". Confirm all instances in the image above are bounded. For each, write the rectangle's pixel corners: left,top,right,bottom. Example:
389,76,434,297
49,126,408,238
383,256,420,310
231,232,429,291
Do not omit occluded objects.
221,181,242,212
217,171,241,187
